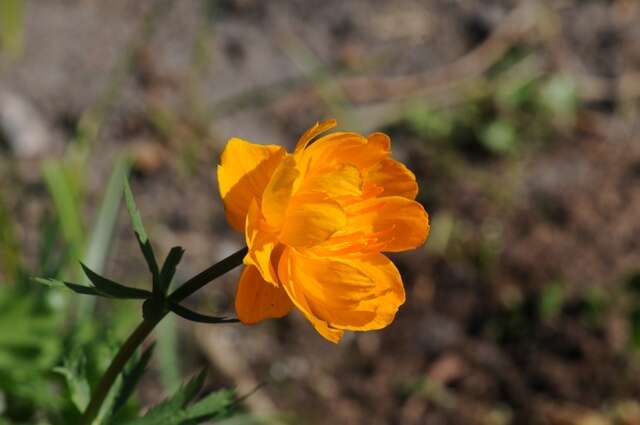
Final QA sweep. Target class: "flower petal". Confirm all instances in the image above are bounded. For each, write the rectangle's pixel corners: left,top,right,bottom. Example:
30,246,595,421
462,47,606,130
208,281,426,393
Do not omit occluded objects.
235,265,293,324
244,200,280,285
365,159,418,199
279,193,346,248
366,132,391,154
278,248,405,342
261,155,300,229
316,196,429,255
299,163,362,199
294,119,337,153
217,138,286,231
277,249,343,342
301,132,389,173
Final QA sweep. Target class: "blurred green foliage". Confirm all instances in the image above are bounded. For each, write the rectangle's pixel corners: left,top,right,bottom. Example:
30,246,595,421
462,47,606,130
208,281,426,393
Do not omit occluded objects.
405,47,579,159
0,157,243,424
121,371,235,425
0,0,24,59
538,282,565,321
0,155,132,423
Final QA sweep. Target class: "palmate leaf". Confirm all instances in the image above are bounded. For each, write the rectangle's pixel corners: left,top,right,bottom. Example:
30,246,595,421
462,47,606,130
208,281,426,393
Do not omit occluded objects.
123,177,161,295
121,370,236,425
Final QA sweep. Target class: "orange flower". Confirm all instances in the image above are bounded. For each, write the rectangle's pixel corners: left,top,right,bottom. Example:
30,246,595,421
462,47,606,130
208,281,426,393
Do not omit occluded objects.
217,119,429,342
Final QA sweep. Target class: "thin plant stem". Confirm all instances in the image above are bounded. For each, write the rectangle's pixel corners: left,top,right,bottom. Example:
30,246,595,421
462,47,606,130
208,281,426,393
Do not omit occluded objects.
79,246,247,425
80,319,158,424
168,247,247,302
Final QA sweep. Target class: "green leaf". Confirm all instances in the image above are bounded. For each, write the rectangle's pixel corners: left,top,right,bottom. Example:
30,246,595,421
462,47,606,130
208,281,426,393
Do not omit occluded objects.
53,351,91,412
630,309,640,350
123,370,205,424
159,247,185,294
33,276,65,289
36,210,69,279
539,282,565,321
121,371,236,425
83,158,131,280
169,302,238,324
182,389,236,421
539,74,578,118
213,415,273,425
77,158,132,319
406,101,453,140
182,369,208,404
80,262,152,299
43,160,85,263
112,343,156,415
123,176,149,244
35,276,114,297
65,281,105,296
0,286,62,379
123,176,161,294
480,120,517,155
0,191,22,281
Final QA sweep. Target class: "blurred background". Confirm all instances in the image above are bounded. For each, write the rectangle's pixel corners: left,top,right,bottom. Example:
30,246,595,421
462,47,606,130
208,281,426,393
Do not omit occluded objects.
1,0,640,424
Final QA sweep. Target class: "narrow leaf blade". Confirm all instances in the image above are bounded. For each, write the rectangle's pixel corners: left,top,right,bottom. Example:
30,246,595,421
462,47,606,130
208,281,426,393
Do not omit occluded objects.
119,370,208,425
159,246,185,294
80,263,152,299
123,176,160,293
84,158,131,279
182,388,236,422
182,369,207,406
123,176,149,244
64,282,105,297
112,343,156,415
169,302,239,324
34,277,105,297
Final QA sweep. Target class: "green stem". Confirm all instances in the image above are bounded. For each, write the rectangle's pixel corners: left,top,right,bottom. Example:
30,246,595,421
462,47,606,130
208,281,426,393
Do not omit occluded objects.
80,319,158,424
168,247,247,302
79,247,247,425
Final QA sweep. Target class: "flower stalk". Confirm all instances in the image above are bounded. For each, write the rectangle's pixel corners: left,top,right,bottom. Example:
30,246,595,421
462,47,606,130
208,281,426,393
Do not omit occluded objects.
79,246,247,425
80,320,158,425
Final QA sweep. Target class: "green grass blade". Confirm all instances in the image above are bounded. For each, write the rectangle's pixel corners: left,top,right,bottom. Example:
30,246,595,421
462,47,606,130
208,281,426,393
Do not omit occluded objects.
43,160,85,265
75,158,132,318
0,192,21,281
84,158,131,276
156,314,182,393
